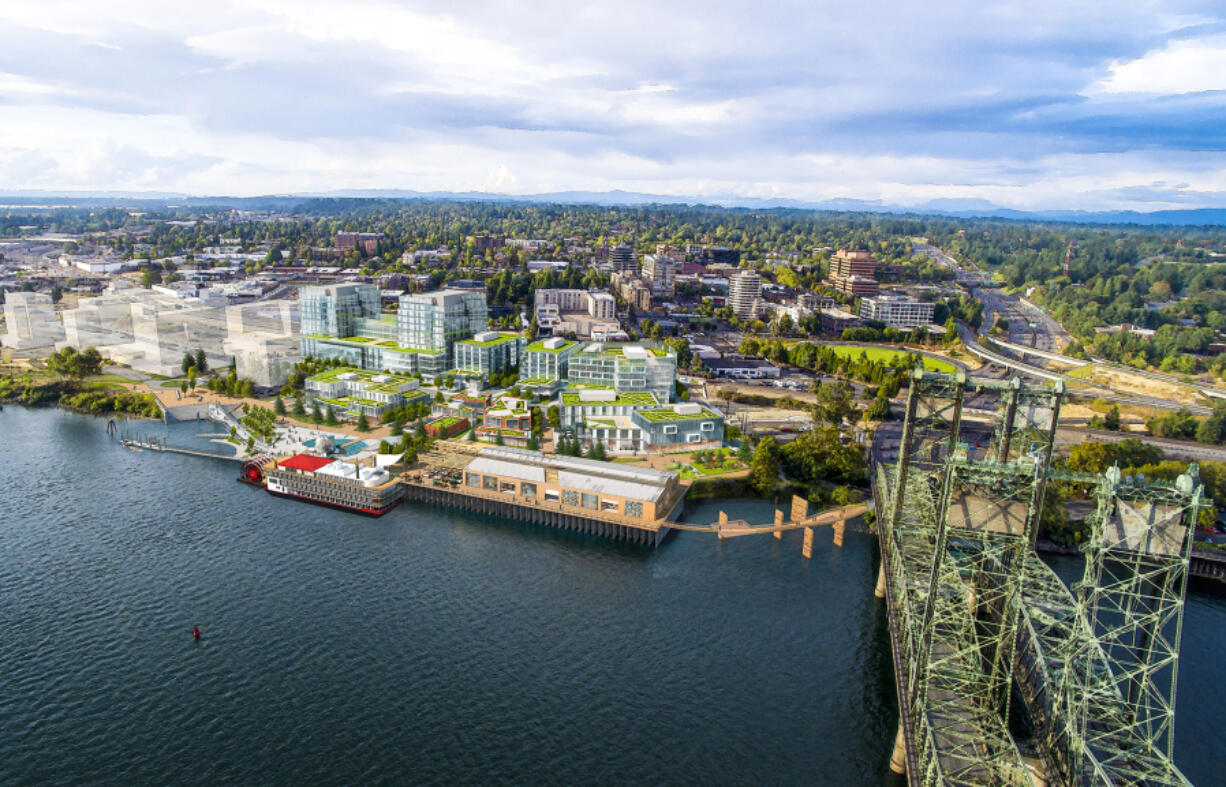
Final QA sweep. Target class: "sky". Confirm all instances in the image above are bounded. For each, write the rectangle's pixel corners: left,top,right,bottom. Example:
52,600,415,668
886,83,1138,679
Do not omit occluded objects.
1,0,1226,211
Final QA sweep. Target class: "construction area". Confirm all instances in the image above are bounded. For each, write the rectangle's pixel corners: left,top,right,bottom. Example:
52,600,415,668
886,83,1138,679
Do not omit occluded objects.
873,370,1206,785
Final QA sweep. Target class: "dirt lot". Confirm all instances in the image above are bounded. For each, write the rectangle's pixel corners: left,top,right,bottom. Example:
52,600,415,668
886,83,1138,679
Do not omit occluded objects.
1078,366,1205,407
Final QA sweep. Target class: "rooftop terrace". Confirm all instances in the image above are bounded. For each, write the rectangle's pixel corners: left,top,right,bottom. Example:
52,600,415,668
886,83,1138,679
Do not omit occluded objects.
636,406,720,423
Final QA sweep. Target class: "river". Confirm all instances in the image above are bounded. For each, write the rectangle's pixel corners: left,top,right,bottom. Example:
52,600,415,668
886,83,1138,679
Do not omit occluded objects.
0,406,1222,785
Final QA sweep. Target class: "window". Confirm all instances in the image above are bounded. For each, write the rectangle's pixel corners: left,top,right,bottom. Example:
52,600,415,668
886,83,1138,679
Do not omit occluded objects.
544,488,560,502
466,473,481,488
600,500,619,512
663,424,678,435
521,482,537,498
687,433,702,443
483,475,499,491
581,493,598,510
562,490,579,506
500,481,516,494
701,422,714,431
624,501,643,518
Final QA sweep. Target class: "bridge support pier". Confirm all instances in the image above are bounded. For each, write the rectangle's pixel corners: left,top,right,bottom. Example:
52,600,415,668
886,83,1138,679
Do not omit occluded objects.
888,720,907,775
774,509,783,540
801,527,813,558
874,561,887,599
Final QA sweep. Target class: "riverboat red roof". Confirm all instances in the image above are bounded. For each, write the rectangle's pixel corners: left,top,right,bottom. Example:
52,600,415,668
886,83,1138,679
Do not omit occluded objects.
279,454,334,472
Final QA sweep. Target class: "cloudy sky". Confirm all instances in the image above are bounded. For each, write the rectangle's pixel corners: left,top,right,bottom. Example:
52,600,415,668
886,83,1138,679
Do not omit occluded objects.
1,0,1225,210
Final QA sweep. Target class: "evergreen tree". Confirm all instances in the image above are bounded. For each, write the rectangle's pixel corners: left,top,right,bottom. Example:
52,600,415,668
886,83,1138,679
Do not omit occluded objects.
356,413,370,432
274,396,286,416
467,428,477,442
495,433,505,446
311,403,322,424
1104,404,1121,431
181,353,194,376
194,348,208,374
325,406,339,426
292,398,306,418
526,435,539,451
749,436,781,495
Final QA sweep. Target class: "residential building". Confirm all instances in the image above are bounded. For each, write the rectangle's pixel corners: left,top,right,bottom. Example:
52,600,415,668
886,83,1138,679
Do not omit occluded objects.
526,260,570,273
641,254,675,297
567,343,677,401
858,294,936,329
1,292,64,349
608,243,637,274
797,292,835,312
829,249,880,297
532,289,618,338
522,337,581,385
300,287,489,378
334,232,385,256
727,269,762,319
304,366,428,420
453,331,524,378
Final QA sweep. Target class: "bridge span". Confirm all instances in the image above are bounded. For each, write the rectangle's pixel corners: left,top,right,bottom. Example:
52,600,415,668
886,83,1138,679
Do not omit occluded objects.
873,370,1204,785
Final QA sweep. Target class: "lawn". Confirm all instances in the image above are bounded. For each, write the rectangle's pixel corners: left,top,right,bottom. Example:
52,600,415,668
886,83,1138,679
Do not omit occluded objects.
85,374,137,385
666,448,748,479
826,344,956,374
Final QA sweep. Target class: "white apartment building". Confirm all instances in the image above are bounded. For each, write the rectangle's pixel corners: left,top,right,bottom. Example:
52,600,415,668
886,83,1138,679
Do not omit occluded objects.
727,269,762,319
640,254,675,297
858,294,936,329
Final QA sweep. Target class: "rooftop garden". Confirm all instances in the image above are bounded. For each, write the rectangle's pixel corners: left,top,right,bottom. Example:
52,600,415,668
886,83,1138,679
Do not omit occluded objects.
458,333,520,348
430,415,464,429
636,407,720,423
560,390,658,407
526,339,578,353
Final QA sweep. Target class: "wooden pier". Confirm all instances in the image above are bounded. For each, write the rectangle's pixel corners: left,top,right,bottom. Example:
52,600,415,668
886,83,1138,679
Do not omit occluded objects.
120,437,242,462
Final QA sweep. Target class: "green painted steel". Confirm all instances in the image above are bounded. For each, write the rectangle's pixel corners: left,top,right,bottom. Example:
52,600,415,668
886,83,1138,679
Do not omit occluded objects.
875,371,1205,786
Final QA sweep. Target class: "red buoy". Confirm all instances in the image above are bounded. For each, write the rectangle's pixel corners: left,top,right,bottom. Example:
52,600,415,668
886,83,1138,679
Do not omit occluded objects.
193,626,201,640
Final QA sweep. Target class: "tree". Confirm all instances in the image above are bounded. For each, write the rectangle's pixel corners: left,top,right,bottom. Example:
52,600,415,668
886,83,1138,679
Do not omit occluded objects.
1104,404,1121,431
814,380,856,427
311,404,322,424
434,391,444,403
749,436,781,494
194,348,208,374
46,346,103,382
356,413,370,432
1196,404,1226,445
391,417,404,436
325,406,339,426
586,440,608,460
547,405,560,428
527,435,539,450
866,392,891,421
292,397,306,418
737,439,753,463
181,353,194,376
274,396,286,416
467,427,477,441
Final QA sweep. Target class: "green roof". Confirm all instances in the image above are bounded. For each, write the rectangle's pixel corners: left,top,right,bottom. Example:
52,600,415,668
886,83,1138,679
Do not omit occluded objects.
526,339,578,353
458,333,520,348
560,390,658,407
636,406,721,423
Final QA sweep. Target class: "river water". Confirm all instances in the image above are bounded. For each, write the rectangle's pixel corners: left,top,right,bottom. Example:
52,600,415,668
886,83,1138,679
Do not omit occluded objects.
0,407,1222,785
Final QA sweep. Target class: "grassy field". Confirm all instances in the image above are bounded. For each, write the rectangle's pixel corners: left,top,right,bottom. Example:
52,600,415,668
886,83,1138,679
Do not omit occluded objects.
826,344,956,374
85,374,137,386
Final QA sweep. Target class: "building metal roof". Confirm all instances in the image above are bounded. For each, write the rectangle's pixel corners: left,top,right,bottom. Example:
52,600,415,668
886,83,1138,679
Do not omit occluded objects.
466,456,546,483
476,446,675,485
556,470,666,503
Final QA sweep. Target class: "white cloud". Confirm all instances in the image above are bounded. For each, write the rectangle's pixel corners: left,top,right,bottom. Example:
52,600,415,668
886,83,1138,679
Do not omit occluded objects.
1090,36,1226,95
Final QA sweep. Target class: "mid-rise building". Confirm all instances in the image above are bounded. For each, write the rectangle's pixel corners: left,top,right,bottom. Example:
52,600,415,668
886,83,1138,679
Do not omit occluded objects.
300,287,489,378
334,232,385,256
522,337,581,384
829,249,879,297
304,366,428,420
532,289,618,337
453,331,524,378
567,343,677,402
727,269,762,319
640,254,675,297
858,294,936,329
608,244,637,274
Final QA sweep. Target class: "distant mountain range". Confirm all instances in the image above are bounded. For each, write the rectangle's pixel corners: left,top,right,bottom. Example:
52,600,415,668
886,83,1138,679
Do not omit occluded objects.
3,188,1226,227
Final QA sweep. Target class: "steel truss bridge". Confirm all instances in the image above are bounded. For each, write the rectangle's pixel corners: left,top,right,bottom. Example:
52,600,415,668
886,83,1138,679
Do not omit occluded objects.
873,371,1207,785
